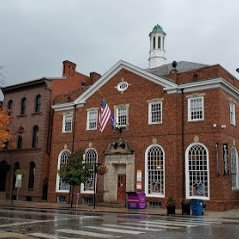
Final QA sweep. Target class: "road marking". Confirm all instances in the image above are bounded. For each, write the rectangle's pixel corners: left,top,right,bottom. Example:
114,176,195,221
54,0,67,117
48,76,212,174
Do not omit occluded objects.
57,228,120,238
85,225,145,235
140,220,197,228
28,232,69,239
121,222,181,230
102,223,162,232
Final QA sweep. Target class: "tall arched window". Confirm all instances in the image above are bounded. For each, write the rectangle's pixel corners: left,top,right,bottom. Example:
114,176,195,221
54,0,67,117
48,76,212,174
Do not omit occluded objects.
153,37,156,49
56,150,71,192
231,147,239,190
32,125,39,148
82,148,97,193
0,161,9,191
145,144,165,197
17,135,23,149
12,162,20,188
28,162,35,189
185,143,209,199
34,95,41,113
158,36,161,49
20,97,27,114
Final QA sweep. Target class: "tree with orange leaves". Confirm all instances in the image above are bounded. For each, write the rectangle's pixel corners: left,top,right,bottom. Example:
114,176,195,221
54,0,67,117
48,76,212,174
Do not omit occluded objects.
0,110,12,149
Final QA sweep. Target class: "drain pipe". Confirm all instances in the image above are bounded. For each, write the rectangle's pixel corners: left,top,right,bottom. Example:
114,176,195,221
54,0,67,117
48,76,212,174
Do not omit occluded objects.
181,88,185,198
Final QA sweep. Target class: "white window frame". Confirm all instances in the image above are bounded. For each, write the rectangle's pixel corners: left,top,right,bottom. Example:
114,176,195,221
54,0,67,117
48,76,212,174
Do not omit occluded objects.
115,104,129,128
188,96,204,122
62,114,73,133
185,143,210,200
145,144,165,198
86,110,98,130
231,147,239,190
230,101,236,126
81,148,97,194
55,149,71,193
148,101,162,124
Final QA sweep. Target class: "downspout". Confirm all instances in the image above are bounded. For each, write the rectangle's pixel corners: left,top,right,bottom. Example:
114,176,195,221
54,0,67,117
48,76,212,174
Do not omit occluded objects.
72,105,77,153
181,88,185,198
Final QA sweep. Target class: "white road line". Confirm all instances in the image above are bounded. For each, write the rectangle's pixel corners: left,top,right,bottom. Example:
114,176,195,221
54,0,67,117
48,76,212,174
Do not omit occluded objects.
28,232,69,239
85,225,145,235
121,222,181,230
140,220,197,228
57,228,120,238
102,223,162,232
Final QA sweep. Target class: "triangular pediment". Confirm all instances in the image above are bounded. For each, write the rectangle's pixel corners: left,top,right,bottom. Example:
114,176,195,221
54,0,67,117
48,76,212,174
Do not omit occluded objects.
74,60,177,105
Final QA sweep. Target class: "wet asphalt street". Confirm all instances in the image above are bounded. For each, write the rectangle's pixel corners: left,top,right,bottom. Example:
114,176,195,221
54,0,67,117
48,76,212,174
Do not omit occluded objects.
0,207,239,239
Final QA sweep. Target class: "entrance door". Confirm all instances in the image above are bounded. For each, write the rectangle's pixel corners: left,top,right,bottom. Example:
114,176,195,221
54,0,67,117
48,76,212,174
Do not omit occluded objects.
117,174,126,202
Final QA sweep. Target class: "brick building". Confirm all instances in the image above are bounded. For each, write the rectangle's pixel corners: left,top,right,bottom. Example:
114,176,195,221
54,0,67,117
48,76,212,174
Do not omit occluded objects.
48,25,239,210
0,61,97,201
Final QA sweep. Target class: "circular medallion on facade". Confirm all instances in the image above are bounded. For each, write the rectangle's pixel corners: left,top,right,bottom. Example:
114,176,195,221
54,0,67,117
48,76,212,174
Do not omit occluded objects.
117,81,129,92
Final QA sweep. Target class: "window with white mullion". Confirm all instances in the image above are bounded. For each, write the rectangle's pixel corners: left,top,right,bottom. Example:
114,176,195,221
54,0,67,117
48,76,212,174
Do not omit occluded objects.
62,114,73,133
186,143,209,199
230,101,236,125
188,97,204,121
149,101,162,124
116,106,128,127
87,110,98,130
145,145,165,197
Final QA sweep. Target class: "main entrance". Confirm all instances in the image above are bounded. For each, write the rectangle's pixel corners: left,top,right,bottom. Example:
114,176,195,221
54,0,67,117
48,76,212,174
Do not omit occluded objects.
117,174,126,201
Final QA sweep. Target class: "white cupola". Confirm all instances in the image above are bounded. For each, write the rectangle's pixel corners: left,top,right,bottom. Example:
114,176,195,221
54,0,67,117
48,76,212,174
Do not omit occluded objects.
148,24,167,68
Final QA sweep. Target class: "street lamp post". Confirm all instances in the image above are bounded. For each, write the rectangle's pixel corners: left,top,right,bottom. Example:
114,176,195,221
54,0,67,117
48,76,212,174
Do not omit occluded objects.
93,161,101,209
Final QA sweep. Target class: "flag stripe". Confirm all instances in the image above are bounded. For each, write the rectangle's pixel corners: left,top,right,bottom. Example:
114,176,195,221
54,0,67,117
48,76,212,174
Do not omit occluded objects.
99,98,112,132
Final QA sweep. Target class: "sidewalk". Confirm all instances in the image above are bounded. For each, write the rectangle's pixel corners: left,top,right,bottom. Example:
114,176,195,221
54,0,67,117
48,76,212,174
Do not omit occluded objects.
0,199,239,220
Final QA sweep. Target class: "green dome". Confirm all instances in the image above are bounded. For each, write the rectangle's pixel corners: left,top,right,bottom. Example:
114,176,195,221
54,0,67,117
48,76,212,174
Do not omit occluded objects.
152,24,165,34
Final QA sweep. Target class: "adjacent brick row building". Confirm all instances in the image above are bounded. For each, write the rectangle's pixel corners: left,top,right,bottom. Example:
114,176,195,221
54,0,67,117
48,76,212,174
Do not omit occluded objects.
1,25,239,210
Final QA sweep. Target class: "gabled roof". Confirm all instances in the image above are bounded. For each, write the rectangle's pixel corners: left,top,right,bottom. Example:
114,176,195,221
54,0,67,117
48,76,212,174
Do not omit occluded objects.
73,60,177,105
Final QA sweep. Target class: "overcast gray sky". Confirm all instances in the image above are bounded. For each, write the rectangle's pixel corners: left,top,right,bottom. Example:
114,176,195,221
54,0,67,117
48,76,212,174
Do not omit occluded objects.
0,0,239,91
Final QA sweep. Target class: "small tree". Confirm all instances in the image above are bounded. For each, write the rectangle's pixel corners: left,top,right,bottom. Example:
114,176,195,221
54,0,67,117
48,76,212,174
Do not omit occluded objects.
0,110,12,149
58,150,91,208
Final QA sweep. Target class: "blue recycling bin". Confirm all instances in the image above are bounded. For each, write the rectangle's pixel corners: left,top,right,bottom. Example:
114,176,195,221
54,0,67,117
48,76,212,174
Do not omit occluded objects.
191,199,203,216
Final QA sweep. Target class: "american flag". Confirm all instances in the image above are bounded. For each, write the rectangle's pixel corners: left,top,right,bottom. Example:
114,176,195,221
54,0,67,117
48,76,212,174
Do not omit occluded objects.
99,98,114,132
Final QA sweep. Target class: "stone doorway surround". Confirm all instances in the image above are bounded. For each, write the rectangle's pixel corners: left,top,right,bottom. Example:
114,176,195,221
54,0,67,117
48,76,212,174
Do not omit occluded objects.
103,140,135,203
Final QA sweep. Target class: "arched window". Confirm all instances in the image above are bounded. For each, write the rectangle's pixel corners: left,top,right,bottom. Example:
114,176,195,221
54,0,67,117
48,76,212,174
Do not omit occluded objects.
32,125,39,148
145,144,165,197
28,162,35,189
20,97,27,115
12,162,20,188
185,143,209,199
17,135,23,149
231,147,239,190
34,95,41,113
82,148,97,193
153,37,156,49
56,150,71,192
0,161,9,191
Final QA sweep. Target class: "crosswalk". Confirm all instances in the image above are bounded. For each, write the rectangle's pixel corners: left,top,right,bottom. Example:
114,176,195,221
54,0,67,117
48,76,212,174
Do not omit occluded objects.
26,215,236,239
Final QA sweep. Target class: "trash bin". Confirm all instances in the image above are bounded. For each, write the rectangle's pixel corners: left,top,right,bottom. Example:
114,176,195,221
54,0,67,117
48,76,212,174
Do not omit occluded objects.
191,199,203,216
181,199,190,215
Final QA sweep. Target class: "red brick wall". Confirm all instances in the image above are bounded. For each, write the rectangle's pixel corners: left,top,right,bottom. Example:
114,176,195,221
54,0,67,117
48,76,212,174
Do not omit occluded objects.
49,68,239,210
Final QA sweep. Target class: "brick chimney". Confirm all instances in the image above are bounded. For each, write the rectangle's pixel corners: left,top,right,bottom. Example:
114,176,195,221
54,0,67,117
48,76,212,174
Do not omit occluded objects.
62,60,76,77
89,72,101,85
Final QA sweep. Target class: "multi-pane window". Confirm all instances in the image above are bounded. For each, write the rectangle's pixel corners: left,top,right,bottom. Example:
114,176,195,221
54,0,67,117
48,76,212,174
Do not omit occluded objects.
230,101,236,125
116,105,128,128
7,100,13,115
20,97,27,115
186,143,209,199
62,114,73,133
34,95,41,113
231,147,239,190
82,149,97,192
145,145,164,196
32,125,39,148
56,150,71,192
148,101,162,124
188,97,204,121
87,110,98,130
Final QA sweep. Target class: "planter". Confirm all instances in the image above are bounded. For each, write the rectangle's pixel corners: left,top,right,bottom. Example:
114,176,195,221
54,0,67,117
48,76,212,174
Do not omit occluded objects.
167,205,176,215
